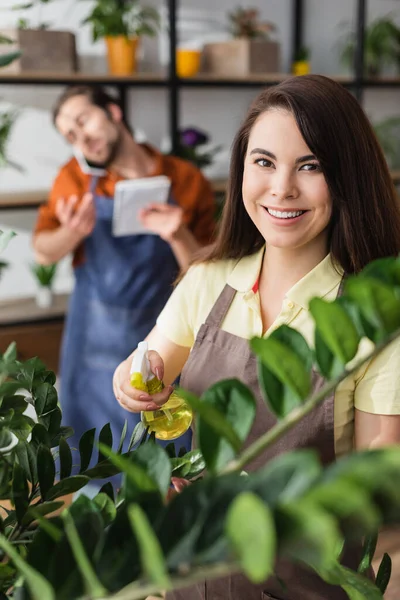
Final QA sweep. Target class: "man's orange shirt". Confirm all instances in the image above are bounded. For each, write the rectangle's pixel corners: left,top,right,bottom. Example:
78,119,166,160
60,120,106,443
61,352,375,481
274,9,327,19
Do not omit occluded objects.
34,144,216,267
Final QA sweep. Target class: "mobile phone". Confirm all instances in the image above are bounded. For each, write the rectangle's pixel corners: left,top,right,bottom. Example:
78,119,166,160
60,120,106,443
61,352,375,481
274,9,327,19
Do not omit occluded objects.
73,147,107,177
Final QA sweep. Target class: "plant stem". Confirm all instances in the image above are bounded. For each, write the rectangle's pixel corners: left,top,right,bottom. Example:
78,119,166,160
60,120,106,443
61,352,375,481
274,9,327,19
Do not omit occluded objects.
103,561,239,600
221,327,400,475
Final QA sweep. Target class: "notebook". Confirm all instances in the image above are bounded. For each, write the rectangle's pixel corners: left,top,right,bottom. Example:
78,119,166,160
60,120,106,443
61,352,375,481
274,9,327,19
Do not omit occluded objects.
112,175,171,237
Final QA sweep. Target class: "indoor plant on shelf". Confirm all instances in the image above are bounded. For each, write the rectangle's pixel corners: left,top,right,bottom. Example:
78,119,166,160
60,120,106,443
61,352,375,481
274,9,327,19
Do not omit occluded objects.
30,262,57,309
82,0,159,76
203,6,280,77
339,15,400,77
175,127,222,170
0,0,77,73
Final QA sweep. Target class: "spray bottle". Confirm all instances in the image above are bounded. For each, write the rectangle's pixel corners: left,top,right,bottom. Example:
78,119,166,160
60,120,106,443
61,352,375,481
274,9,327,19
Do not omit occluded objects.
130,341,193,440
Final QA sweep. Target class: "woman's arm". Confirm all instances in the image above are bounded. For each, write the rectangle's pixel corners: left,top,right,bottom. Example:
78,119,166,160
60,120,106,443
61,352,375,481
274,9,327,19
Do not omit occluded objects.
113,325,190,413
355,410,400,450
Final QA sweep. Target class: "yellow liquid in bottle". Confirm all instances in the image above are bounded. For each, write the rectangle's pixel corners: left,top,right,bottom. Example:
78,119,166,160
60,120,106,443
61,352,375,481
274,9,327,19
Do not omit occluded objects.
130,373,193,440
142,393,193,440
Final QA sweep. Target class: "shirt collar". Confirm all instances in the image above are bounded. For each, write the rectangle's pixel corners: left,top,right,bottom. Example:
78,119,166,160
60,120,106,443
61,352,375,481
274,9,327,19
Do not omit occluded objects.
286,254,343,309
227,247,265,292
227,247,343,308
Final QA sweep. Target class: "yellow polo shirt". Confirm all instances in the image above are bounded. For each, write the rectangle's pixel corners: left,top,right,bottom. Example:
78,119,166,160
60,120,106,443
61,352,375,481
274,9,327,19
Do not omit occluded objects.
157,247,400,456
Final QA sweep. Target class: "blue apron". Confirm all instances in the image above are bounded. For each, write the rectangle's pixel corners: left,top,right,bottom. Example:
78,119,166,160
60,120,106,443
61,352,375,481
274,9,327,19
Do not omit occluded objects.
60,176,192,471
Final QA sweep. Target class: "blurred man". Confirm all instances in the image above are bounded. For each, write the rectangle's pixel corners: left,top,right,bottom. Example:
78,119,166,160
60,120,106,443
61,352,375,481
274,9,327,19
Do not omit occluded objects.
33,85,215,458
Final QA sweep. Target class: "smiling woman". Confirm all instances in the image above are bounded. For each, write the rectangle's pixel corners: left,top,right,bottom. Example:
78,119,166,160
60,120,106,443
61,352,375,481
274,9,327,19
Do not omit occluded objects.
114,74,400,600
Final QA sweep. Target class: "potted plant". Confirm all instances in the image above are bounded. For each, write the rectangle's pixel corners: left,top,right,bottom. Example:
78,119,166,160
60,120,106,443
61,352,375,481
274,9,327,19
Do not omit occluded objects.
0,0,77,74
82,0,159,76
292,45,311,76
203,7,280,77
174,127,222,170
339,15,400,77
30,262,57,308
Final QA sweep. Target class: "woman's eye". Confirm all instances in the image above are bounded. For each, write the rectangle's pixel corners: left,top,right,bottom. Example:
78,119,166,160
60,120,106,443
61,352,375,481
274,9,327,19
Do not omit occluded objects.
300,163,321,172
255,158,273,168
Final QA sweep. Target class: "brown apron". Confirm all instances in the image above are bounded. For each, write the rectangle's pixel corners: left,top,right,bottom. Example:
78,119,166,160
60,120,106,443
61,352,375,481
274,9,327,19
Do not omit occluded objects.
167,284,366,600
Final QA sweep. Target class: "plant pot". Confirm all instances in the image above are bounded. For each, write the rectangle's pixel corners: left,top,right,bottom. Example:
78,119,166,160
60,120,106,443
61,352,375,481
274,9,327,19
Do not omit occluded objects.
292,60,310,76
36,286,53,309
0,28,78,74
176,48,201,77
203,39,280,76
105,35,139,75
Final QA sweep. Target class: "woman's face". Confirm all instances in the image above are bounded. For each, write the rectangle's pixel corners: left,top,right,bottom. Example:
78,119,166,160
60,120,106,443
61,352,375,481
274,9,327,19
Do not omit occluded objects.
242,109,332,253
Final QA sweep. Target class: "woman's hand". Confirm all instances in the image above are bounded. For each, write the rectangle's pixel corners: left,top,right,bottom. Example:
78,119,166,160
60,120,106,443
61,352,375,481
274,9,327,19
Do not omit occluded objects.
113,350,174,413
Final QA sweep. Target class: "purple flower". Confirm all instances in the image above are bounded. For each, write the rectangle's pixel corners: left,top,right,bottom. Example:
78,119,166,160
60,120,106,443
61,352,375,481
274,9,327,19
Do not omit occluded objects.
180,127,209,148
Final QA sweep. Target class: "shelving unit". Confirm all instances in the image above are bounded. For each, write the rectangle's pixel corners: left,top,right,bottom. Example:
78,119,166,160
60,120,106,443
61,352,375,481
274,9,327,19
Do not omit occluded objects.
0,0,399,211
1,0,397,158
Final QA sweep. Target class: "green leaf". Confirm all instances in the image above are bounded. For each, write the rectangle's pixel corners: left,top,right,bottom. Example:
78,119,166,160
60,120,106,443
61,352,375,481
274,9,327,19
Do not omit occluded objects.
3,342,17,363
127,421,147,451
304,480,380,538
180,388,242,456
0,230,16,252
22,501,64,526
196,379,256,473
276,501,342,571
0,394,28,415
133,442,171,497
345,277,400,341
34,383,58,416
93,492,116,527
97,444,159,497
14,440,37,482
0,381,22,398
314,328,345,379
358,532,378,574
170,449,205,480
0,535,55,599
99,481,114,502
322,563,383,599
12,463,29,524
8,413,35,441
31,423,51,448
225,492,275,583
45,475,90,501
117,420,128,454
251,326,312,416
79,428,96,473
309,297,360,364
375,552,392,594
62,510,107,598
37,444,55,500
59,436,72,479
128,503,170,588
97,422,113,463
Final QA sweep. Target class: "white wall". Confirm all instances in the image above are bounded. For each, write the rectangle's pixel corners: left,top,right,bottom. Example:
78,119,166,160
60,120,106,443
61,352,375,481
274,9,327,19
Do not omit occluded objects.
0,0,399,299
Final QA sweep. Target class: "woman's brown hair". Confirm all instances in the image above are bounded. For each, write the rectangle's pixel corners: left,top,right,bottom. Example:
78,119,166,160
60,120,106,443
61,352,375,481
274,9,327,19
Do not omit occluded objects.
201,74,400,274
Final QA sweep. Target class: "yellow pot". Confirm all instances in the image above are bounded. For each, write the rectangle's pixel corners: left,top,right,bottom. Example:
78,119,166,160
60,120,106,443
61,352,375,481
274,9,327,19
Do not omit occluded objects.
105,35,139,75
292,60,310,76
176,48,201,78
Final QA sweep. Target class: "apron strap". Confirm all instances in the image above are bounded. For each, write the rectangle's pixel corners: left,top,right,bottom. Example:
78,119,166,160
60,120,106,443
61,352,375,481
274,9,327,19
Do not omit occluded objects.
205,284,236,328
89,175,99,195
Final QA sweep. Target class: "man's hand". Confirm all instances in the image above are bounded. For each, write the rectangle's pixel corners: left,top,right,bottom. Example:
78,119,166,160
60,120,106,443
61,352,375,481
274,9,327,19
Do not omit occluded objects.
138,203,185,242
55,193,96,238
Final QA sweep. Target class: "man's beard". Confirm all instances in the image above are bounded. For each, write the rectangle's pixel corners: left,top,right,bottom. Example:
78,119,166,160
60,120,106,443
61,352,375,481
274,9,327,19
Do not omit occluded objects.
85,130,121,169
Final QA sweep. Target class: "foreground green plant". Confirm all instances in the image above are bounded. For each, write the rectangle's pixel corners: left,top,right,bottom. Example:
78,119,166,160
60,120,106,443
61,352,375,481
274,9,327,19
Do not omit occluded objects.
1,227,400,598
